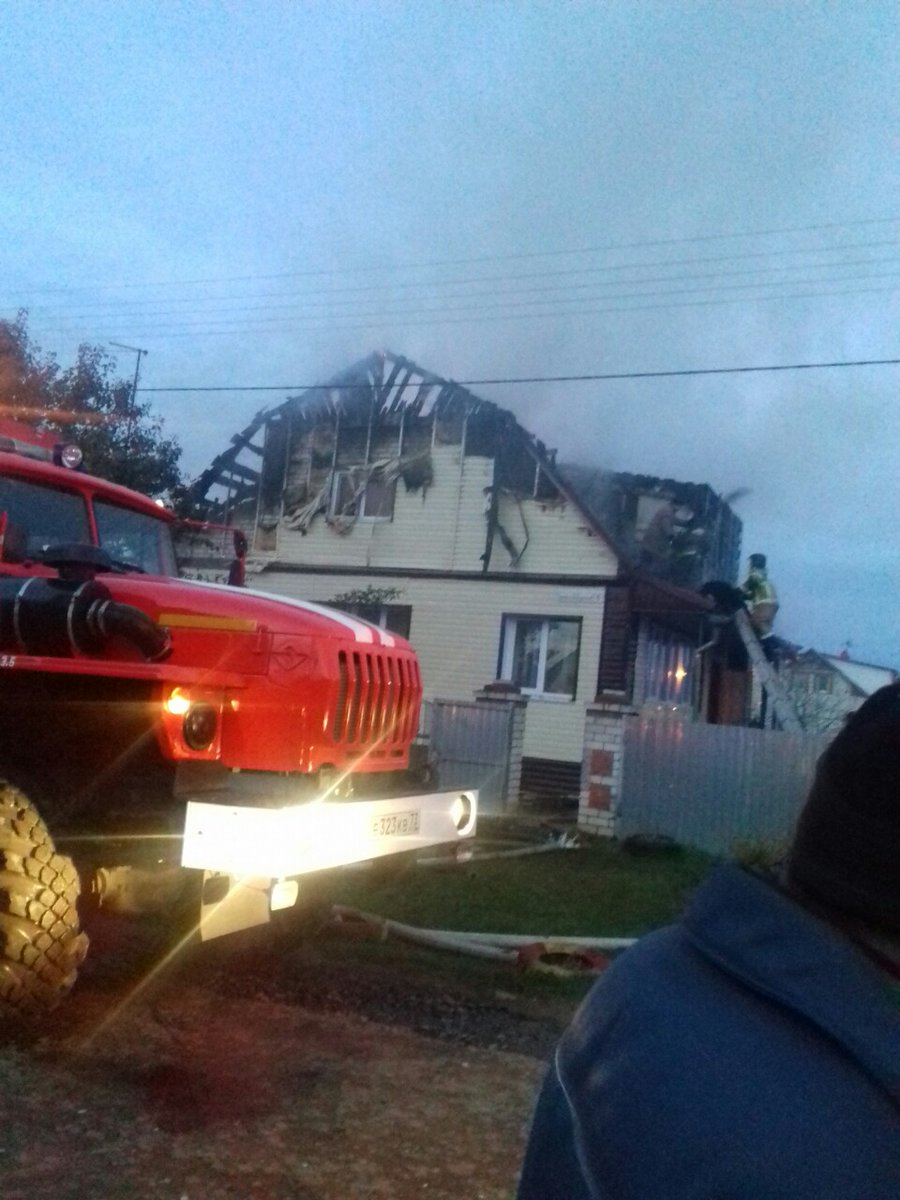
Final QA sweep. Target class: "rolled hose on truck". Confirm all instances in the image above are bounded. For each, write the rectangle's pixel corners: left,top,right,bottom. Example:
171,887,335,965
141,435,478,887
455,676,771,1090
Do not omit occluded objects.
0,576,172,662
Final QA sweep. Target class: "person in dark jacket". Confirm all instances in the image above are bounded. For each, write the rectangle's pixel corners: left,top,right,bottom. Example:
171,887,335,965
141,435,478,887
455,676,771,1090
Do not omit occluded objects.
517,683,900,1200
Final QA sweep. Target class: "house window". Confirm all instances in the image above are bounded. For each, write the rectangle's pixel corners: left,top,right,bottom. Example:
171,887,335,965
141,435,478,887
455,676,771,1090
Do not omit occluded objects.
333,602,412,639
330,470,395,521
500,616,580,700
641,623,695,705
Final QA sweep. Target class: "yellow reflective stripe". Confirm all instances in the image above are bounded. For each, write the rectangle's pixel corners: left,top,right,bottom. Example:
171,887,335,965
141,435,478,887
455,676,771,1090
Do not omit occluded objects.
159,613,258,633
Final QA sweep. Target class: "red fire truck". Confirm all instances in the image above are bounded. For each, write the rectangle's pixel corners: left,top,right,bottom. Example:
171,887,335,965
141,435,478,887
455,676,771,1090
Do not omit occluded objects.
0,420,476,1017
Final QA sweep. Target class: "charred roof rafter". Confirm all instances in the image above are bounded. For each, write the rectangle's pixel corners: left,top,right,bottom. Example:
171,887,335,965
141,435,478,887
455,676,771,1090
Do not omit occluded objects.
187,349,625,562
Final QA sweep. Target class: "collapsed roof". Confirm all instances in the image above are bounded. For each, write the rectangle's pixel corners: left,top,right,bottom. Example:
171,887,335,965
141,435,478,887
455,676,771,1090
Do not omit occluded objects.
559,464,743,587
188,349,595,534
189,349,741,586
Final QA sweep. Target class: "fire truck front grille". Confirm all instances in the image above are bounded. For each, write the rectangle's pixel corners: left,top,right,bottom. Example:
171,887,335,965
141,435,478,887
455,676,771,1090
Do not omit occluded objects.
333,649,420,749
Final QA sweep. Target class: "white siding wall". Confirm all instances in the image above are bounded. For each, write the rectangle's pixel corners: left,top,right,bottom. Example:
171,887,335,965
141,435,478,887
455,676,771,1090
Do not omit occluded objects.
275,444,485,572
489,491,617,576
273,446,615,579
257,570,606,762
449,455,495,570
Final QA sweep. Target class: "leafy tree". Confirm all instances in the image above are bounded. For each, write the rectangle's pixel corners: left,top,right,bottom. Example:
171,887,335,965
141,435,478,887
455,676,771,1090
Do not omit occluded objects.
327,585,402,608
0,312,183,497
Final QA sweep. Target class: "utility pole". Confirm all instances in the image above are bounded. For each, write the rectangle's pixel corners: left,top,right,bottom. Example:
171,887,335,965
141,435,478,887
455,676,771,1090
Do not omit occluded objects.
109,342,148,417
109,342,148,459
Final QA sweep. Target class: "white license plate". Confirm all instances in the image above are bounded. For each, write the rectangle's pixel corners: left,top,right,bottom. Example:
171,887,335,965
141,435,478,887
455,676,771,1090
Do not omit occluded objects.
372,810,420,837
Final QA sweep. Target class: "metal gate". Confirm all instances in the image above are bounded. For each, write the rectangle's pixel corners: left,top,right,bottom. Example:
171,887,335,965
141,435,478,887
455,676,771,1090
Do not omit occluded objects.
426,699,514,814
619,718,830,855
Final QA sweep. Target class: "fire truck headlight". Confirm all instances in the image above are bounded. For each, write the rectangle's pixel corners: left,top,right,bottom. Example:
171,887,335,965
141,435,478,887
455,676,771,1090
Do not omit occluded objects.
450,793,476,835
183,703,218,751
164,688,191,716
270,879,299,912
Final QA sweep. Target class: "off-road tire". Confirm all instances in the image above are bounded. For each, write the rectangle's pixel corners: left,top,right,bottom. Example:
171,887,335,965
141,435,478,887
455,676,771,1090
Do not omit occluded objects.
0,780,88,1018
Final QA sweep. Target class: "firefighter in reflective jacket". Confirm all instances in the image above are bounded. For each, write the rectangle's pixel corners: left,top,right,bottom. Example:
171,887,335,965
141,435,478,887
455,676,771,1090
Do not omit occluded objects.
742,552,779,637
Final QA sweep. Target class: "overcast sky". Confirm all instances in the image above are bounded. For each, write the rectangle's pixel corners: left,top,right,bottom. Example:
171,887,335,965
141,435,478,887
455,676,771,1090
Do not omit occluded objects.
2,1,897,665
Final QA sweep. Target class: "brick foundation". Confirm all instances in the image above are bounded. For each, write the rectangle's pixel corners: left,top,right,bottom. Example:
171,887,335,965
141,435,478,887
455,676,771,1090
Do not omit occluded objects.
579,697,637,837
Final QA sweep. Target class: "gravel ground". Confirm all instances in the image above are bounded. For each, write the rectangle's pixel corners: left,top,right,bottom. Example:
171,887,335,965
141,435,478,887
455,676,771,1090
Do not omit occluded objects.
199,938,571,1059
0,915,563,1200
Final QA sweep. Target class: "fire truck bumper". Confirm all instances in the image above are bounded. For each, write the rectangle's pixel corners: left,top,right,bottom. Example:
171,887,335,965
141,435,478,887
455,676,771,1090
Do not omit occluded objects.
181,790,477,941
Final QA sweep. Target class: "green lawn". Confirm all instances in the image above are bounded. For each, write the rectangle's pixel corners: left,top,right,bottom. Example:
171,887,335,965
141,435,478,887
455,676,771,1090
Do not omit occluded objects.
328,836,714,939
298,836,714,1010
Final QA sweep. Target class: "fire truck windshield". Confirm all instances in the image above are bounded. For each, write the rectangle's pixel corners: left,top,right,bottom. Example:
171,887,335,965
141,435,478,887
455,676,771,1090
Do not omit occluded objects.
0,474,178,576
94,498,178,576
0,475,90,558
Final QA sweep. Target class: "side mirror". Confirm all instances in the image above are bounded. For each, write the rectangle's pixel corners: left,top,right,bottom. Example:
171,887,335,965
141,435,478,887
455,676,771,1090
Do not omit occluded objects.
228,528,248,587
0,513,27,564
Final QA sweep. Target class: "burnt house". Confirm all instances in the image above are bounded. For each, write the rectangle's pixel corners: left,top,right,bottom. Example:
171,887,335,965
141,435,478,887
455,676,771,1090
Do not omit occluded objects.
188,351,743,800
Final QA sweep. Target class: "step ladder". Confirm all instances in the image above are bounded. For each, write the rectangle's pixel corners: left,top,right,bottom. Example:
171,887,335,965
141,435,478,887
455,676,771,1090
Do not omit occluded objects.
733,608,804,732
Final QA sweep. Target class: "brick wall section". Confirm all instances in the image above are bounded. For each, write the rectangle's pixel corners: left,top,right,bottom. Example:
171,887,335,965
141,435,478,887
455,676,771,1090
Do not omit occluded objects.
579,698,638,837
474,690,528,811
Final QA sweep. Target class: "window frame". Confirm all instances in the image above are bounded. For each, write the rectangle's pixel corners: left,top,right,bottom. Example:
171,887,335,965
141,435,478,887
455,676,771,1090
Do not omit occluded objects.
498,613,582,702
93,498,179,577
330,469,396,523
640,621,696,706
0,475,91,560
809,671,834,694
333,601,412,639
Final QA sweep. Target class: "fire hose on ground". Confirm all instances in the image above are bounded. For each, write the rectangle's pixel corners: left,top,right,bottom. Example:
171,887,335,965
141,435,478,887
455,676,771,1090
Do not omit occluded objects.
328,905,637,976
416,829,581,868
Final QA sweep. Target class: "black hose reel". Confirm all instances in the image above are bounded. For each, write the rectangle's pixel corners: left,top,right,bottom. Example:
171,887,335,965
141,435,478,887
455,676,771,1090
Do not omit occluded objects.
0,566,172,663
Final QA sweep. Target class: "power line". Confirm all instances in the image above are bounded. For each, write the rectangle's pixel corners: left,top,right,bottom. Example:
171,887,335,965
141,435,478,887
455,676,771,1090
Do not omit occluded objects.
14,239,900,319
42,267,900,333
22,253,900,323
17,246,900,348
141,357,900,394
11,216,900,295
37,279,900,340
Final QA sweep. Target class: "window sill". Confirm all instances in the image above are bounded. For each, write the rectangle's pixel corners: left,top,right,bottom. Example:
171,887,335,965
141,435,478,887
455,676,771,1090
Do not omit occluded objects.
328,513,393,524
520,690,576,704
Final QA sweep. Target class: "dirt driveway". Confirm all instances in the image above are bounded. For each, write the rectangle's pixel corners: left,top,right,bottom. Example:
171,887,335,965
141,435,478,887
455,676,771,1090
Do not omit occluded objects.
0,918,558,1200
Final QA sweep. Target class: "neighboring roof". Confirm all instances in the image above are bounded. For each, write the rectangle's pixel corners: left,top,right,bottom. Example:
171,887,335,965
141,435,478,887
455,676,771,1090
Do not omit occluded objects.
822,655,897,697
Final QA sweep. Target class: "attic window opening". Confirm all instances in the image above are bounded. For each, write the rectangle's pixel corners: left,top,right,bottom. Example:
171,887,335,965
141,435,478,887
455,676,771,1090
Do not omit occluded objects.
531,462,559,502
330,469,396,522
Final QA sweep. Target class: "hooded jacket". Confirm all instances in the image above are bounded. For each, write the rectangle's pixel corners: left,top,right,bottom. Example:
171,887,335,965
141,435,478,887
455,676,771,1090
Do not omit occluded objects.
517,865,900,1199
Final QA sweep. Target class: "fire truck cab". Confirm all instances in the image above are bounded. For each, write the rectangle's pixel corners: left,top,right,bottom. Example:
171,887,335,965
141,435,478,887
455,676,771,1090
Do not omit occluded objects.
0,420,476,1016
